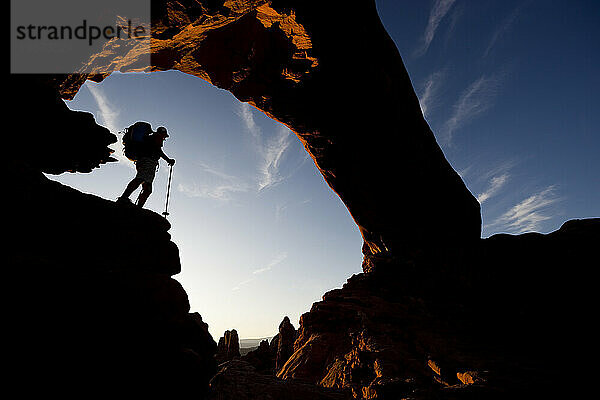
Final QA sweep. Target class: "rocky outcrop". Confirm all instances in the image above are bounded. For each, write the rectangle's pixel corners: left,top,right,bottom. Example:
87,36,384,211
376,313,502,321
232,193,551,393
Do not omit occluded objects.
208,360,352,400
277,218,599,398
53,0,481,262
216,329,241,364
7,75,218,395
242,339,275,374
9,75,117,175
276,316,298,371
7,160,218,396
9,2,598,399
240,315,298,374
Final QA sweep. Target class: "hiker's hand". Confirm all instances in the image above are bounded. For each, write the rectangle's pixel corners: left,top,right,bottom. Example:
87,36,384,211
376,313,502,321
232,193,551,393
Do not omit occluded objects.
168,158,175,166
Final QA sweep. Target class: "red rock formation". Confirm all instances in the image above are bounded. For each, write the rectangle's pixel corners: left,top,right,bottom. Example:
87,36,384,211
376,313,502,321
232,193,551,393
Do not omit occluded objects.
7,159,218,396
208,360,351,400
9,2,598,399
241,339,275,374
53,0,481,263
216,329,241,363
9,75,117,174
276,316,298,372
239,315,297,374
6,79,218,396
277,218,599,398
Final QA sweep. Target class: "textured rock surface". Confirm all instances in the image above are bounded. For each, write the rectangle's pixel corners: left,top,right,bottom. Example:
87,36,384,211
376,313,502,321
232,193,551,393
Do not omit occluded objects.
7,160,218,396
6,78,218,395
240,315,297,375
54,0,482,262
208,360,352,400
242,339,275,374
276,316,298,371
217,329,241,363
277,218,599,398
8,1,598,398
9,75,117,174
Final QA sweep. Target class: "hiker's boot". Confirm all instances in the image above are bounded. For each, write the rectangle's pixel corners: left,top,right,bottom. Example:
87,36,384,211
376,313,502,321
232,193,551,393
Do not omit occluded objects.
116,196,133,205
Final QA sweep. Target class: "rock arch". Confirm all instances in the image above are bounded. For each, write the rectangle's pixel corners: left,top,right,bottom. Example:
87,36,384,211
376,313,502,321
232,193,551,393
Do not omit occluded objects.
29,0,482,264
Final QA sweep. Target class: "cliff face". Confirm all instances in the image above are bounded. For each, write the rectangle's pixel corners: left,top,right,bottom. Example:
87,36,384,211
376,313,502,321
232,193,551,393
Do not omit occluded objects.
55,0,481,263
8,160,218,395
277,219,599,398
7,77,217,395
8,1,598,398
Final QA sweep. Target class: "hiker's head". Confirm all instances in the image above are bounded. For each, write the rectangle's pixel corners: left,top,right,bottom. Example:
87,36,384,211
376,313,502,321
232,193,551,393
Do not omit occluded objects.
155,126,169,139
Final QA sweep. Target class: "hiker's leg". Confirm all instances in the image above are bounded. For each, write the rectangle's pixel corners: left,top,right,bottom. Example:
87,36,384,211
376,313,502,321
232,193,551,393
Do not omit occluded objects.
120,177,143,200
137,182,153,207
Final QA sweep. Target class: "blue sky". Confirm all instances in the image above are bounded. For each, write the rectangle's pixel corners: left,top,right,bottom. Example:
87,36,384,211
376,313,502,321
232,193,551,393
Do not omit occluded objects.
53,0,598,338
377,0,599,235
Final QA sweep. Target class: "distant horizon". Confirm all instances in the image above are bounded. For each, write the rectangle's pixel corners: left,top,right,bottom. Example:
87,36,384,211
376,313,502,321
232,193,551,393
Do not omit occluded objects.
240,336,275,344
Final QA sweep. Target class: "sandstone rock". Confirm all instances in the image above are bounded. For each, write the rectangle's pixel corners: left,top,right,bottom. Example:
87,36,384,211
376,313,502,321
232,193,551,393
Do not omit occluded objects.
7,160,217,396
241,339,275,374
456,370,486,385
277,218,599,399
208,360,352,400
239,316,297,375
9,2,598,399
52,0,482,261
276,316,298,372
217,329,241,364
9,75,116,175
270,333,280,354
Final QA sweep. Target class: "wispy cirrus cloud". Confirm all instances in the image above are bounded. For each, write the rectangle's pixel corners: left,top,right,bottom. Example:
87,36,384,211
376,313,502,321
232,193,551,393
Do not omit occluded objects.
86,83,129,164
484,0,531,57
177,181,248,202
87,83,119,133
252,252,288,275
232,252,288,291
275,199,312,222
177,161,250,202
238,103,293,191
258,125,292,191
239,101,260,139
414,0,457,57
418,70,445,119
179,103,300,202
476,173,509,204
232,277,256,292
490,186,562,233
442,74,502,144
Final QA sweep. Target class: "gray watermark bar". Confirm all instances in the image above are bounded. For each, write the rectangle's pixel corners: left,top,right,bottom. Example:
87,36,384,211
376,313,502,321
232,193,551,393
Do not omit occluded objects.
11,0,151,74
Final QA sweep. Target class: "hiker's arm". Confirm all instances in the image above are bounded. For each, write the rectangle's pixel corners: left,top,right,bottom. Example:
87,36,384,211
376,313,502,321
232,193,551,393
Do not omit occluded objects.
160,149,175,166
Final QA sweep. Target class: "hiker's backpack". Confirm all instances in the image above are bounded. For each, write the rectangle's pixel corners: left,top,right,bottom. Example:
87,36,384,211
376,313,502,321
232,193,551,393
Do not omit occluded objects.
122,121,152,162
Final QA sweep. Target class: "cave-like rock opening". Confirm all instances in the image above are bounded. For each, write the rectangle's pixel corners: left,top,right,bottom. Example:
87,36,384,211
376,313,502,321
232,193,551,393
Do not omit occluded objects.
53,0,482,269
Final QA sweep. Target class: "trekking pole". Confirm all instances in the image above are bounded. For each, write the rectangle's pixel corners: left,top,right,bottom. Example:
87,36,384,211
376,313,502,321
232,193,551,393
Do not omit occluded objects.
162,164,174,218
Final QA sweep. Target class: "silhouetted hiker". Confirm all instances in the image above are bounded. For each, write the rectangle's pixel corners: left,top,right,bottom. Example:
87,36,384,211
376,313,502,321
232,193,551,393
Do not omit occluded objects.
117,126,175,208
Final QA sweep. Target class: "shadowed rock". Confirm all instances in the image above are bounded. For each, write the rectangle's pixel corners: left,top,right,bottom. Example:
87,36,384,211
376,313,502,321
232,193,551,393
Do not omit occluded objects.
208,360,352,400
54,0,482,262
277,218,599,398
276,316,298,372
241,339,275,374
7,161,217,395
9,75,117,174
8,1,597,398
241,315,298,375
217,329,241,364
